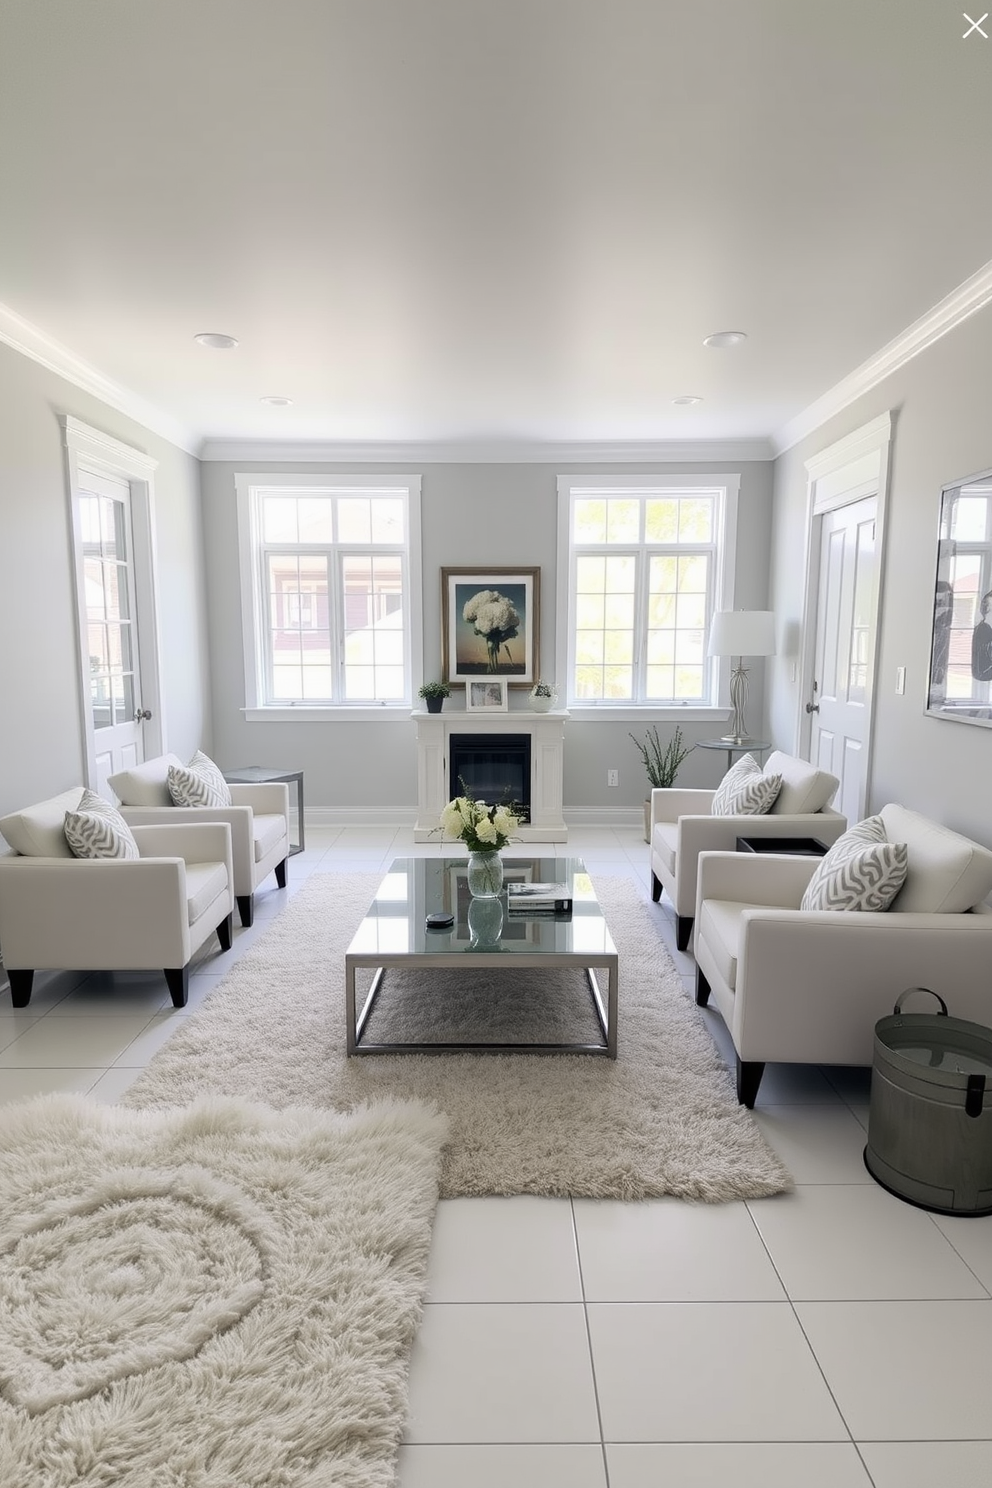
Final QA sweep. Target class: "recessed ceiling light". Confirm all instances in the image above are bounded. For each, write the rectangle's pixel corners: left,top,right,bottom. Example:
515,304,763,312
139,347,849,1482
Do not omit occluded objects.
259,396,293,406
672,394,703,406
194,332,239,349
703,330,747,348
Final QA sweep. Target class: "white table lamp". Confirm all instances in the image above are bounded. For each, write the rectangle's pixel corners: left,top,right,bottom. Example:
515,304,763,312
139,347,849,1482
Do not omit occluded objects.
708,610,776,744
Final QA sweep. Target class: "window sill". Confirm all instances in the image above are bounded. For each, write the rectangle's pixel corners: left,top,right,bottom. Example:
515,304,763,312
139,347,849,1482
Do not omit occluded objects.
243,706,413,723
564,706,732,723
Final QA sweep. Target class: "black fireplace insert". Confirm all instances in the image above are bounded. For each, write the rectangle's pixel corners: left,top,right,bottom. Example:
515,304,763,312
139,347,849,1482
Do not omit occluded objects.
449,734,530,821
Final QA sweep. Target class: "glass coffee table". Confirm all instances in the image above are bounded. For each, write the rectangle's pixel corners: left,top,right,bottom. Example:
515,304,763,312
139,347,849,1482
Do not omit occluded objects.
345,856,618,1057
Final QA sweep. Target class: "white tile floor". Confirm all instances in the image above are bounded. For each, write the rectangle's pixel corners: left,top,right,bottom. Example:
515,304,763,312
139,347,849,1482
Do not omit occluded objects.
3,823,992,1488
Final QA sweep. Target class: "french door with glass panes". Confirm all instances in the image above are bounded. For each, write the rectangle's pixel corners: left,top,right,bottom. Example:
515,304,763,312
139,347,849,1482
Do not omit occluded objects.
74,467,147,794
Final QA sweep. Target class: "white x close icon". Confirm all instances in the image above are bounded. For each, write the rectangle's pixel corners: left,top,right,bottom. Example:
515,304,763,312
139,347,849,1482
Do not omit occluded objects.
963,11,989,37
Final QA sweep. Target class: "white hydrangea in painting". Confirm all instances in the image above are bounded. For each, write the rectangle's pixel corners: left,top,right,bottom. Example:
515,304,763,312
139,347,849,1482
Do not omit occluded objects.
462,589,521,673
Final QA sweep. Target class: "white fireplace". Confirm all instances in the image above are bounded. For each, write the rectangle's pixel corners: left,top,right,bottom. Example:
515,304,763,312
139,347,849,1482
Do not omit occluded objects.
412,710,568,841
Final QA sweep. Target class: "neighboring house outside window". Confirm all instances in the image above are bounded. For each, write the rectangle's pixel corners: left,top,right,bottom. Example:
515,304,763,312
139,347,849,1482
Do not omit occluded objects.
236,474,422,717
556,474,740,710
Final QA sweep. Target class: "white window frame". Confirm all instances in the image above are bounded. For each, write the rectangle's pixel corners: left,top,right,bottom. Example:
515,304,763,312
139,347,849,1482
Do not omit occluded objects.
556,472,741,721
236,472,423,721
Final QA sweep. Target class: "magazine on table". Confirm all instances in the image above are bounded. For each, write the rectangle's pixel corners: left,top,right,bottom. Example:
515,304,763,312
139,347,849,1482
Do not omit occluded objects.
505,881,573,913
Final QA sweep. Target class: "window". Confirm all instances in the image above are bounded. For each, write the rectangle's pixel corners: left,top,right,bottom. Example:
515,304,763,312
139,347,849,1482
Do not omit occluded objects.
557,475,739,708
236,474,422,713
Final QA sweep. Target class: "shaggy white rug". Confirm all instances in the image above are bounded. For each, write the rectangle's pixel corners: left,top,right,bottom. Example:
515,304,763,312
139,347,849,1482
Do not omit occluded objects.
0,1094,447,1488
123,873,792,1202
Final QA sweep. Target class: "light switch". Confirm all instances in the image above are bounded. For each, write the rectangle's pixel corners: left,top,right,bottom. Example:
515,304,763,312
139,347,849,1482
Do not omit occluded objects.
895,666,906,695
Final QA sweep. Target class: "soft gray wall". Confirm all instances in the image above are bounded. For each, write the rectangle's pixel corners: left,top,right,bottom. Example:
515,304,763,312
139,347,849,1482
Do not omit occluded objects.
202,457,775,816
0,344,211,818
767,300,992,845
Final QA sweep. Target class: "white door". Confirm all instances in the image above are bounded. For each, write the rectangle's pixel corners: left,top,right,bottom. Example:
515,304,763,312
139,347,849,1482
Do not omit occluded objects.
73,468,148,795
807,495,877,824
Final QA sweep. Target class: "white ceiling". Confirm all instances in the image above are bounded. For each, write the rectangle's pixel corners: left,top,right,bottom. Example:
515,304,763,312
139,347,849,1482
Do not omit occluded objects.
2,0,991,456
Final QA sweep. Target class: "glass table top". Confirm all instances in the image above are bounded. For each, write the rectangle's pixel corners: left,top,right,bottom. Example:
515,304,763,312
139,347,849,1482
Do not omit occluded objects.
346,855,616,960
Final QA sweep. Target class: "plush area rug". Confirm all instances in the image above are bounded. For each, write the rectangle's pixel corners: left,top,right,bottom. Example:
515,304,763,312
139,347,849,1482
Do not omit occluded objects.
0,1094,447,1488
123,873,791,1201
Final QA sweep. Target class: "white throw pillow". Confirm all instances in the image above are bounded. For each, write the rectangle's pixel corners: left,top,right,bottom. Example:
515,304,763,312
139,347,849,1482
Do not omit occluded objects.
167,750,232,809
801,815,908,912
64,789,140,861
0,788,85,857
764,751,839,816
711,754,782,817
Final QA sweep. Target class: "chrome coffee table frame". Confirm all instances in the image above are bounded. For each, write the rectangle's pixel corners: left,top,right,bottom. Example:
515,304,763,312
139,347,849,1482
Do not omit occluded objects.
345,856,619,1058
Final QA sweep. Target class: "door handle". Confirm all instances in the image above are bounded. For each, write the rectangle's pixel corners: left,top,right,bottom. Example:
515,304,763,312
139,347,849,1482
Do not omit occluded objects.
805,702,819,715
134,708,153,722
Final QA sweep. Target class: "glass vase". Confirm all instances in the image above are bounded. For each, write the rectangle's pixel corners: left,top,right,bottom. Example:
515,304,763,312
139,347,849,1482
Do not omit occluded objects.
467,896,504,949
467,849,503,899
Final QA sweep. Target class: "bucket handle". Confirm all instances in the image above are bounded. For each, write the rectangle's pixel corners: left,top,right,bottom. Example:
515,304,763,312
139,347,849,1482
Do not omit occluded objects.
893,987,948,1017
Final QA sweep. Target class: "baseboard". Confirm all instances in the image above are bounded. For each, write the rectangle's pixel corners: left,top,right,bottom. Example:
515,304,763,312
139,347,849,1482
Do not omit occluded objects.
304,806,644,830
306,808,419,828
563,808,644,829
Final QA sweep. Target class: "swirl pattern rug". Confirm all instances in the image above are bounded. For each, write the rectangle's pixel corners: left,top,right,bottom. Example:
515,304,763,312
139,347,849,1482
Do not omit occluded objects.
123,873,791,1202
0,1094,447,1488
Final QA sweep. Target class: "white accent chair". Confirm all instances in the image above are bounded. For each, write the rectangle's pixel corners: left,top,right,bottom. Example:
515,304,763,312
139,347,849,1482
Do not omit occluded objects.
692,804,992,1106
108,754,290,928
0,787,234,1009
650,750,847,949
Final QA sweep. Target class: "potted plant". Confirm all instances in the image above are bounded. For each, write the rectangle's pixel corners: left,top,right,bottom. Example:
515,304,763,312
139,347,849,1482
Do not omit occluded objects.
418,681,451,714
529,679,557,713
629,725,693,842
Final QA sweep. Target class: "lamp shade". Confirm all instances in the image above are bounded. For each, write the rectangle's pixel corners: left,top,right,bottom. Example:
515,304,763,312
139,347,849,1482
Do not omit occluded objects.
708,610,776,658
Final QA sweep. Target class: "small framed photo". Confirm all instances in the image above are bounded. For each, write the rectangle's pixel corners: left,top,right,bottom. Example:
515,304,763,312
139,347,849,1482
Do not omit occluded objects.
465,678,508,712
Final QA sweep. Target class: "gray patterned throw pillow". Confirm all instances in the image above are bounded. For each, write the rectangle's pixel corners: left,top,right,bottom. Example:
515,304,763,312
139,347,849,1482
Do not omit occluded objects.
800,815,908,912
167,750,232,808
711,753,783,817
64,789,140,860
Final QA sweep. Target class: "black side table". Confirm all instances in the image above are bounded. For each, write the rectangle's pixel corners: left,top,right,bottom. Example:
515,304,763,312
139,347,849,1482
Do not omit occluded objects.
736,836,828,857
224,766,305,855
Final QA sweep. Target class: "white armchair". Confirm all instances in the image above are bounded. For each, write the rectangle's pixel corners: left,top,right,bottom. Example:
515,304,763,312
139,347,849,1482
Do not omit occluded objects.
108,754,290,927
692,804,992,1106
0,789,234,1009
650,750,846,949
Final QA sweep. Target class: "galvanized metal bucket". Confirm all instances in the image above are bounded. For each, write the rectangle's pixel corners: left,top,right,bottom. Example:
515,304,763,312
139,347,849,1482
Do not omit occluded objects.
865,988,992,1216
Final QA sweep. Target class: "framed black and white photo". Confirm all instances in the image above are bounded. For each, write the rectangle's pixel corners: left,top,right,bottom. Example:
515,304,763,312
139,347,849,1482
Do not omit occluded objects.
465,678,508,712
926,465,992,727
441,567,539,687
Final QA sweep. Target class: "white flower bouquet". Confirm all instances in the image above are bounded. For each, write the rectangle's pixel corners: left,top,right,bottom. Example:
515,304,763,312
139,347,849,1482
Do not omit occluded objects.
438,792,521,853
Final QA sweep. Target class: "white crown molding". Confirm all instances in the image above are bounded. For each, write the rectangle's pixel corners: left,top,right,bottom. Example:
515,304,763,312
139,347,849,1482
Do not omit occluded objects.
197,436,775,464
774,258,992,456
0,301,198,456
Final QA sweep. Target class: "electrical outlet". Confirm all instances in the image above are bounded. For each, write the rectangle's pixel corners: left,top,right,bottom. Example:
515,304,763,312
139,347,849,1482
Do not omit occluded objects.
607,769,619,787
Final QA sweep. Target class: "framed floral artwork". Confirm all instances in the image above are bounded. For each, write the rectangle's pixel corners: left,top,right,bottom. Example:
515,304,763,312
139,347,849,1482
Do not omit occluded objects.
441,567,540,686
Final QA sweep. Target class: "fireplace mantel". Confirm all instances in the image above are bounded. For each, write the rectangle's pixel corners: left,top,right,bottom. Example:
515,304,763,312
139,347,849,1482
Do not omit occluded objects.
412,710,568,841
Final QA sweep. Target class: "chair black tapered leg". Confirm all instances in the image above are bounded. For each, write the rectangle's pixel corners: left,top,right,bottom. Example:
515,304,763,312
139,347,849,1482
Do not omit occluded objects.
695,966,711,1007
275,857,288,889
676,915,693,951
736,1057,766,1108
164,966,189,1008
8,969,34,1008
236,894,254,928
217,912,233,952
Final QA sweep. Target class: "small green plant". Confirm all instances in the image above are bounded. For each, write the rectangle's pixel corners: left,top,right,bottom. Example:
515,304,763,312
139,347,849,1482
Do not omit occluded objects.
418,680,451,699
629,725,693,790
531,680,555,698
